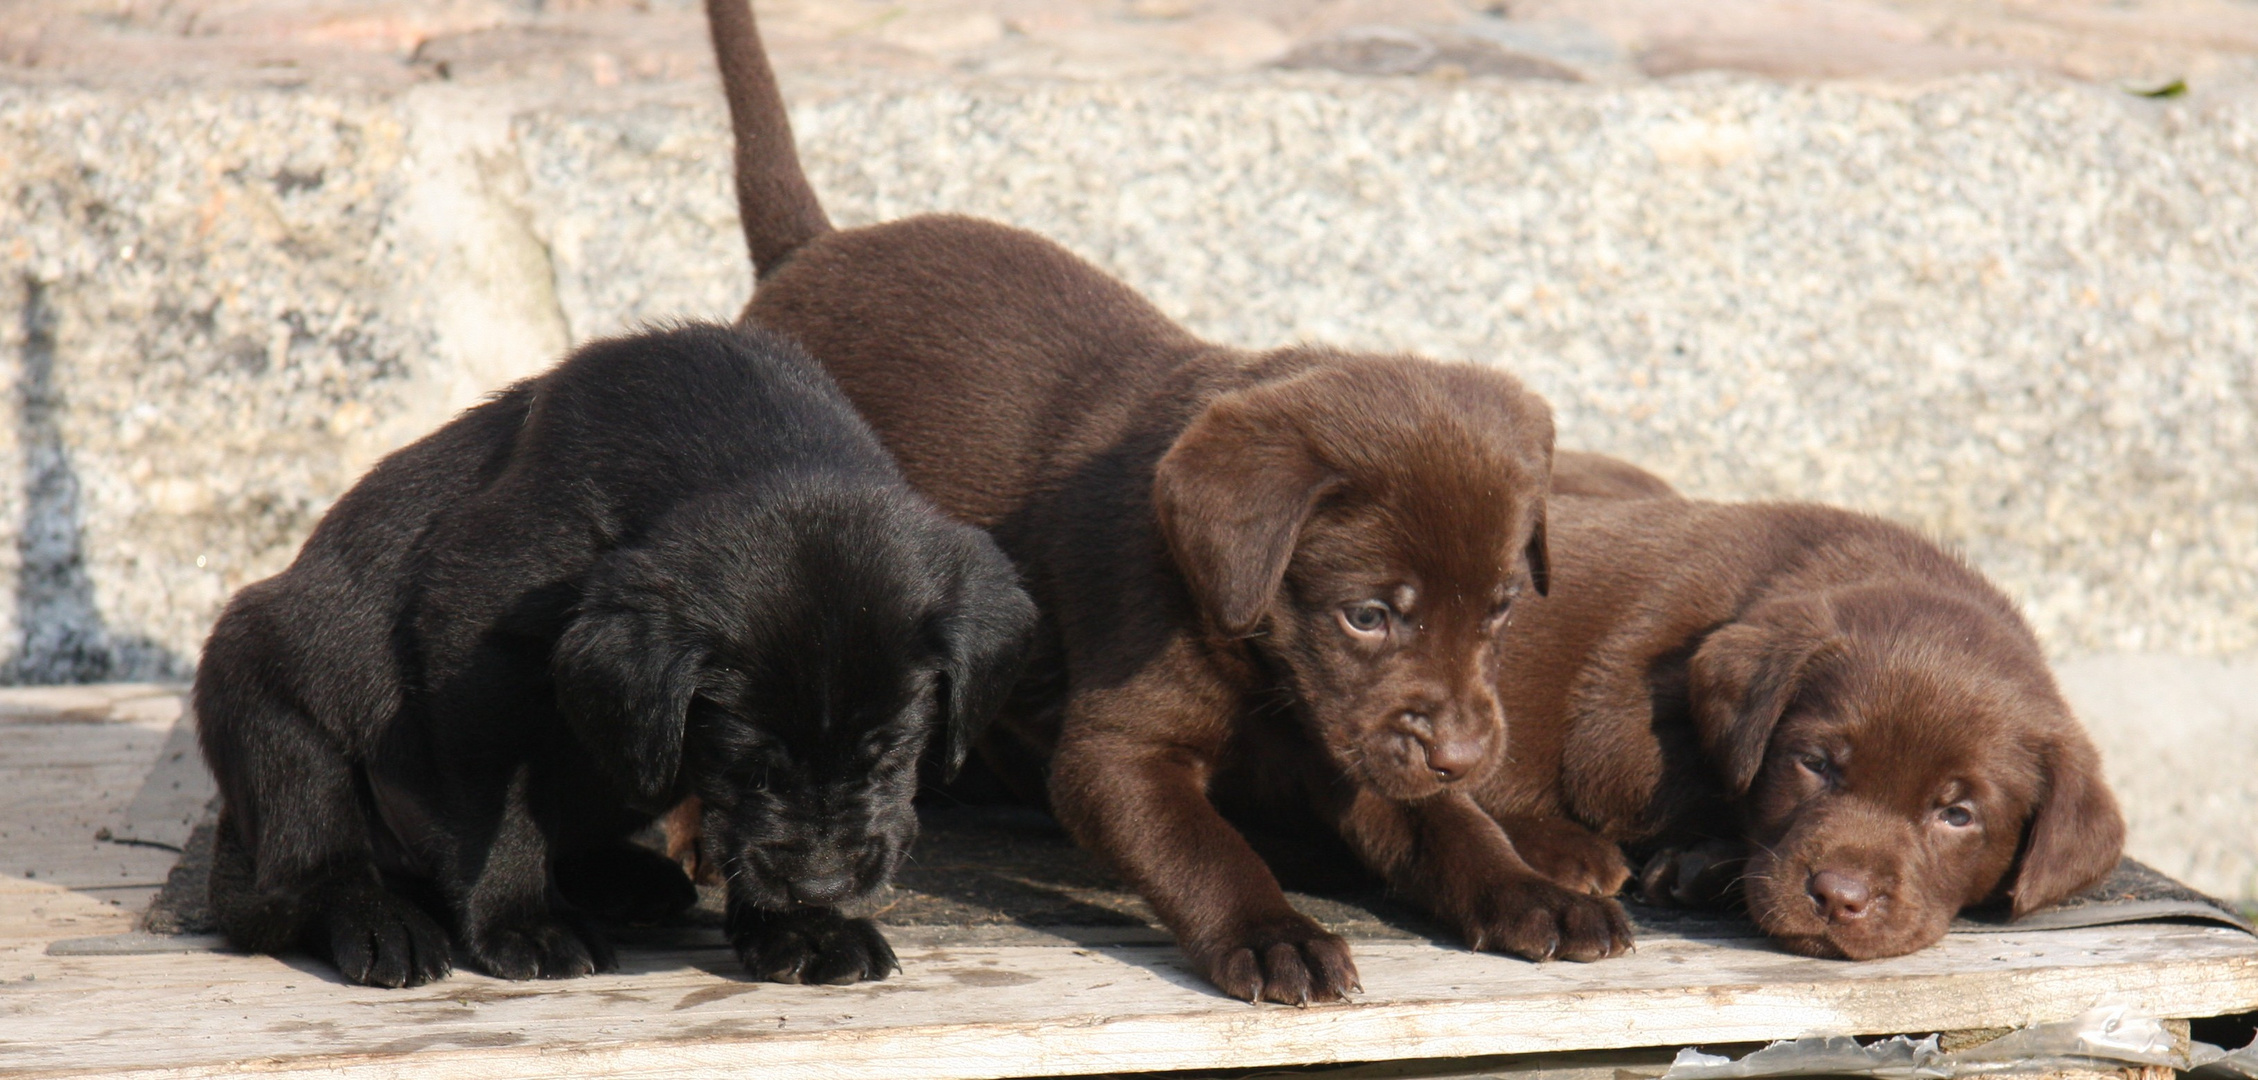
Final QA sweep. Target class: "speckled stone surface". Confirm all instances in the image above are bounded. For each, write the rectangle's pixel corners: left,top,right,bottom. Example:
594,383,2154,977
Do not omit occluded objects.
525,70,2258,663
4,69,2257,671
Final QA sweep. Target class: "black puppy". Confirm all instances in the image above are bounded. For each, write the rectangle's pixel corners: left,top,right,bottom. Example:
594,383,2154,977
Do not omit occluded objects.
196,323,1034,988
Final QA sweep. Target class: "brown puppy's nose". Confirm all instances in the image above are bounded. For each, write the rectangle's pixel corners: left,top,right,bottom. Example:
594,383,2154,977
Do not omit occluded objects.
1808,870,1874,923
1418,727,1484,783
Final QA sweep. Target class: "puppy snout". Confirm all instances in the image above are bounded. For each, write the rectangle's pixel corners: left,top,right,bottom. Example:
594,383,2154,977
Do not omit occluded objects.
1420,728,1484,783
786,870,856,906
1808,869,1875,924
1385,704,1492,784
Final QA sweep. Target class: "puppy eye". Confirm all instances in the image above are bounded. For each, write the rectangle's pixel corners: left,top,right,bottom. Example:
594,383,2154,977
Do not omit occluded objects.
739,764,769,792
1338,601,1390,638
1937,804,1974,828
1796,752,1831,776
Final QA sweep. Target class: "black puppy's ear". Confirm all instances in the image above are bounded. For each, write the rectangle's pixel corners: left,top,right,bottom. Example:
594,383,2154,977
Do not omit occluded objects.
1524,499,1550,597
1155,386,1343,637
930,540,1037,780
1686,598,1838,795
2008,736,2125,918
553,594,706,808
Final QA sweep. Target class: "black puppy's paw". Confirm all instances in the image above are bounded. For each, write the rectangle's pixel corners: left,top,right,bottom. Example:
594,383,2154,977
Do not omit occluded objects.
314,883,454,988
729,907,898,985
469,912,618,981
554,843,698,926
1637,839,1749,909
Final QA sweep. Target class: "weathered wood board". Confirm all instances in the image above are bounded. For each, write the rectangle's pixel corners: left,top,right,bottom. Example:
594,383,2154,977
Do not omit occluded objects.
2,913,2254,1079
0,686,187,913
1,686,2253,1080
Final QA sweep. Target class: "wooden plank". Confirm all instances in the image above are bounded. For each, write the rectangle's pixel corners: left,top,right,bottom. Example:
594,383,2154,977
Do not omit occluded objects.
1,687,2251,1079
0,922,2251,1080
0,685,185,727
0,720,184,890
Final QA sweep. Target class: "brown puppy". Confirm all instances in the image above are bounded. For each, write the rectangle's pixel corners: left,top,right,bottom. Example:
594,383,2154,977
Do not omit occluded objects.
1471,453,2125,959
703,0,1630,1003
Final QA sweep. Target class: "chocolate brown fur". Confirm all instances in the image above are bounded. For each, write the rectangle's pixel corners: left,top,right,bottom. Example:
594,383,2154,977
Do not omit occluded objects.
1471,454,2125,958
704,0,1629,1003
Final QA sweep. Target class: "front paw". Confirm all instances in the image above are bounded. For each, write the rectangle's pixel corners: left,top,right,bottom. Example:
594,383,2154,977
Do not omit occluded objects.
1636,839,1748,908
313,883,454,988
1186,914,1360,1006
1452,876,1633,962
1506,819,1633,898
553,843,698,926
469,912,617,980
729,907,898,985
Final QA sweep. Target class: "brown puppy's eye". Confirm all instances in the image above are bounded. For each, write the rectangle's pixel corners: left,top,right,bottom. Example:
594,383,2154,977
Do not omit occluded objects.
1339,601,1390,638
1797,752,1830,775
1938,804,1974,828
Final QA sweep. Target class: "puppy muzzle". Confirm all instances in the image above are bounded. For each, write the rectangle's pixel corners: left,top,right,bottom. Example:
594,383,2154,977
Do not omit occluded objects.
1348,706,1499,800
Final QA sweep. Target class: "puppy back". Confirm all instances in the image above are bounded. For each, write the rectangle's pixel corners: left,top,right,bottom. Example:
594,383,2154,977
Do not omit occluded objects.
519,323,901,525
748,215,1207,526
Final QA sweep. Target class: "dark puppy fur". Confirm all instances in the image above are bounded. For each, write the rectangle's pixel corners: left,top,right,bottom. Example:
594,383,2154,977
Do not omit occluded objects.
1466,452,2124,959
196,324,1033,988
703,0,1624,1005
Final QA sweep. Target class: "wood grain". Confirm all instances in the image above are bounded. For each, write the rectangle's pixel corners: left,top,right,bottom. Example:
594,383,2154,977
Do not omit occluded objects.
0,921,2252,1079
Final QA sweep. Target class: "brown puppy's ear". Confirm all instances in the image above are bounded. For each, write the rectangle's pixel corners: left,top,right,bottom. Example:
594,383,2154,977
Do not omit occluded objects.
1524,500,1550,597
1685,599,1837,795
2008,737,2125,918
553,594,705,810
1154,389,1342,637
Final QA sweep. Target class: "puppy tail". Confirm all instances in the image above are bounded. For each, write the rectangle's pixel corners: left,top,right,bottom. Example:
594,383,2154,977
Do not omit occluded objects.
704,0,831,277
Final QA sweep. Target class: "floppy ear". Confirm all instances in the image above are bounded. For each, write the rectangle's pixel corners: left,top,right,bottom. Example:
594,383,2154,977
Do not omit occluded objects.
1685,599,1837,795
930,543,1038,780
1524,499,1550,597
552,596,707,809
1153,388,1342,637
2008,737,2125,918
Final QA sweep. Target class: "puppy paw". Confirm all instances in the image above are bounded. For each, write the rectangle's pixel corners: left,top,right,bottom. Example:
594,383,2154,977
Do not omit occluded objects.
469,912,617,981
1187,915,1360,1006
313,883,454,988
554,843,698,926
1455,876,1634,962
1501,816,1633,898
730,908,898,985
1636,839,1748,909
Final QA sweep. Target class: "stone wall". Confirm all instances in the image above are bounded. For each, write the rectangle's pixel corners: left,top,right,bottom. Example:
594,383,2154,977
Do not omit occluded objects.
6,70,2254,682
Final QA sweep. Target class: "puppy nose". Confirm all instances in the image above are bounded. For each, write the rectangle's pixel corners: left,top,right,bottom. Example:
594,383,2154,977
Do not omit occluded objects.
787,872,854,906
1419,729,1485,783
1808,870,1874,923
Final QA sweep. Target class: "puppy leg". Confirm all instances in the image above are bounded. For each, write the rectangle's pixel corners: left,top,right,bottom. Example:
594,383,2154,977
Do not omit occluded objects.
1336,790,1633,962
1494,815,1632,898
1637,838,1750,909
553,841,698,926
441,765,618,980
727,900,898,986
198,667,452,988
1052,728,1358,1004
